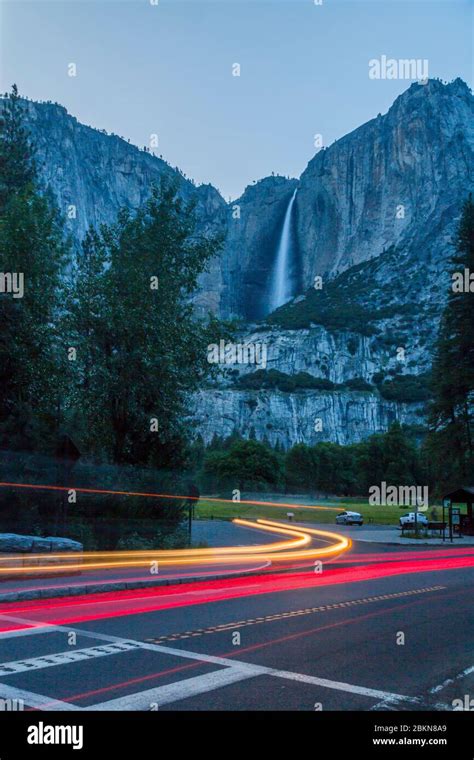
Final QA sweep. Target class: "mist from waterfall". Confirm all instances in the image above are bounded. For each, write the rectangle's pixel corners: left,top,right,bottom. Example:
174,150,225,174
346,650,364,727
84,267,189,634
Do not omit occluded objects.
268,188,298,313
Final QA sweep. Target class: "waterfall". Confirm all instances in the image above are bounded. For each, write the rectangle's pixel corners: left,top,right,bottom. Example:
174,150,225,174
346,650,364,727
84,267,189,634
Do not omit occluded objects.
268,188,297,312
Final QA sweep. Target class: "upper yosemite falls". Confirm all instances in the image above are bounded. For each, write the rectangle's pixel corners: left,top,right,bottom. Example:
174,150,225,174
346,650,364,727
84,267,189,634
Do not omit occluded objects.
16,78,474,448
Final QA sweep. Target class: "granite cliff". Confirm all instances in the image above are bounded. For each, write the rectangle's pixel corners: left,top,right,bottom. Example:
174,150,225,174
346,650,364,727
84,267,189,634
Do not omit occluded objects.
12,78,473,447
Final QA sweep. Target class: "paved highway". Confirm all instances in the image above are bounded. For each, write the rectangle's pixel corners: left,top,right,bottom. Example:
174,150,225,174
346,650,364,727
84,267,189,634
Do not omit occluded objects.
0,537,473,712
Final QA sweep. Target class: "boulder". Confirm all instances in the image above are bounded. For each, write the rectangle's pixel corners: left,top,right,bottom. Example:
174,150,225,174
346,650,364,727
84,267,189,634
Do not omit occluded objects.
0,534,83,553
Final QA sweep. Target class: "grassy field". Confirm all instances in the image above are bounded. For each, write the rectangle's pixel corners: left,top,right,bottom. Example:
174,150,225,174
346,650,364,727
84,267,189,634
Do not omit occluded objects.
195,496,437,526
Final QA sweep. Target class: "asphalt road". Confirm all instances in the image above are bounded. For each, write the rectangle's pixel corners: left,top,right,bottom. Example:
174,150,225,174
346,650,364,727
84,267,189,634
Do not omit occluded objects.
0,521,279,598
0,540,473,712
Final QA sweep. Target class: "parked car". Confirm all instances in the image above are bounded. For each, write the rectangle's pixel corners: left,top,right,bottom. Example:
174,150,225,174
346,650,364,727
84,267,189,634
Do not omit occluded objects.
335,510,363,526
399,512,429,528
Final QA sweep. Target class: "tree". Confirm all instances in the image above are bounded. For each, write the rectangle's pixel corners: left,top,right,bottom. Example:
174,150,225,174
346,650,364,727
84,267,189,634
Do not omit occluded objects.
0,84,35,210
204,439,281,490
285,444,317,490
0,85,68,451
65,182,223,467
382,422,420,485
311,442,342,494
427,195,474,489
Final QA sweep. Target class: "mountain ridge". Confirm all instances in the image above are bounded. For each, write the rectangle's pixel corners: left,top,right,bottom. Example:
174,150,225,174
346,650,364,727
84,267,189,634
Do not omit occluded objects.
4,79,473,447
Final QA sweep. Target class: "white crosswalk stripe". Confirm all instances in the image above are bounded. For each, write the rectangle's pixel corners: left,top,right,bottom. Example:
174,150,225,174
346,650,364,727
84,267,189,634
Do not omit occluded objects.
88,668,260,710
0,589,452,711
0,641,141,677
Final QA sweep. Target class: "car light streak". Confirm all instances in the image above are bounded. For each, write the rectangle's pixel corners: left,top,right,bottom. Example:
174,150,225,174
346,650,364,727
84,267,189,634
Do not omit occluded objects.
0,520,348,576
2,553,474,634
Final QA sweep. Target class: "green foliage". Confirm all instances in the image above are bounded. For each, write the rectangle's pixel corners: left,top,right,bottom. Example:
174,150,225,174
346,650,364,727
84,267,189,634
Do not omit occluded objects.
63,182,223,467
203,439,282,490
234,369,374,393
202,424,425,497
234,369,337,392
0,450,189,549
0,85,69,452
285,444,318,489
266,248,404,334
426,195,474,490
343,377,374,391
374,372,432,402
0,84,35,208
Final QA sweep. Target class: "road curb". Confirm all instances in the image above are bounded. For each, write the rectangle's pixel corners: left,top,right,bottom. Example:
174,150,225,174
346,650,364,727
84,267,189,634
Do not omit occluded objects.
349,537,474,546
0,564,267,603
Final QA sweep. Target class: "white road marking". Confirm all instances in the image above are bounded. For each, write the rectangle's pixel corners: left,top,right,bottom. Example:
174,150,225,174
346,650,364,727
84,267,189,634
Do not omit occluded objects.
0,615,418,708
0,625,58,641
0,682,81,711
0,593,464,710
87,638,419,706
0,619,62,640
88,668,259,710
263,667,417,702
430,664,474,694
0,641,141,677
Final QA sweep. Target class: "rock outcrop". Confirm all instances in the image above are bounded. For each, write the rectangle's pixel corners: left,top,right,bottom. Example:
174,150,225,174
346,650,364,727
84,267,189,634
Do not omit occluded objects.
9,79,473,447
0,534,83,553
18,79,473,323
192,388,422,448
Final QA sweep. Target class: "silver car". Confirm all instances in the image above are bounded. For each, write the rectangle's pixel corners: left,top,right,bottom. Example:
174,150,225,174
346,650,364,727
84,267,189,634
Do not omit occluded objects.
335,510,363,526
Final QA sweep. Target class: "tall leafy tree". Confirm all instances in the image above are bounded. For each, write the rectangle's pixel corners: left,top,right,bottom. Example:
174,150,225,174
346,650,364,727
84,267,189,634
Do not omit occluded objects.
427,195,474,489
204,439,281,490
285,443,317,489
0,85,68,450
0,84,35,209
65,182,223,467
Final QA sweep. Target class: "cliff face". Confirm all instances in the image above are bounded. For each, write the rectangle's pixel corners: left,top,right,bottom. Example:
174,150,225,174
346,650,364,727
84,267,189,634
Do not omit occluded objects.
191,388,422,448
19,99,228,316
222,326,388,385
13,79,474,447
219,176,298,319
19,79,474,322
295,79,474,288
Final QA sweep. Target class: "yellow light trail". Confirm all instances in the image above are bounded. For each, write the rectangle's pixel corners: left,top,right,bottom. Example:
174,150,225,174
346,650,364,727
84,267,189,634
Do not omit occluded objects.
0,520,349,575
252,519,351,560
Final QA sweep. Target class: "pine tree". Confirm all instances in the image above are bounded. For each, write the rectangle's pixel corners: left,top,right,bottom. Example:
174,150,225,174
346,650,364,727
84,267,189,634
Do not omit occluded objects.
0,84,35,210
427,195,474,488
0,85,68,451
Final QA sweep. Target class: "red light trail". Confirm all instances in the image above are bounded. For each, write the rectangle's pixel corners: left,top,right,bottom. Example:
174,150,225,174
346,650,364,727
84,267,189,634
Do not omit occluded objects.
1,550,473,633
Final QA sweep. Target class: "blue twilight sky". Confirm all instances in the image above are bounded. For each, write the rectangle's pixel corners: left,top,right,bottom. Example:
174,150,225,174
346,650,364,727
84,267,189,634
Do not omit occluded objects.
0,0,472,199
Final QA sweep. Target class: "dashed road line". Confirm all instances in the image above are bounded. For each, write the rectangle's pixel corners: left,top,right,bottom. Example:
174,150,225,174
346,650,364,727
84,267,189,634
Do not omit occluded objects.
0,590,461,712
430,664,474,694
145,585,446,643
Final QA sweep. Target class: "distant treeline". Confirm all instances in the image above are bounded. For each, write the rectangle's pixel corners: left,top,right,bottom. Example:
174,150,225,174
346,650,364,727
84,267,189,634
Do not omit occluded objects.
191,423,425,497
